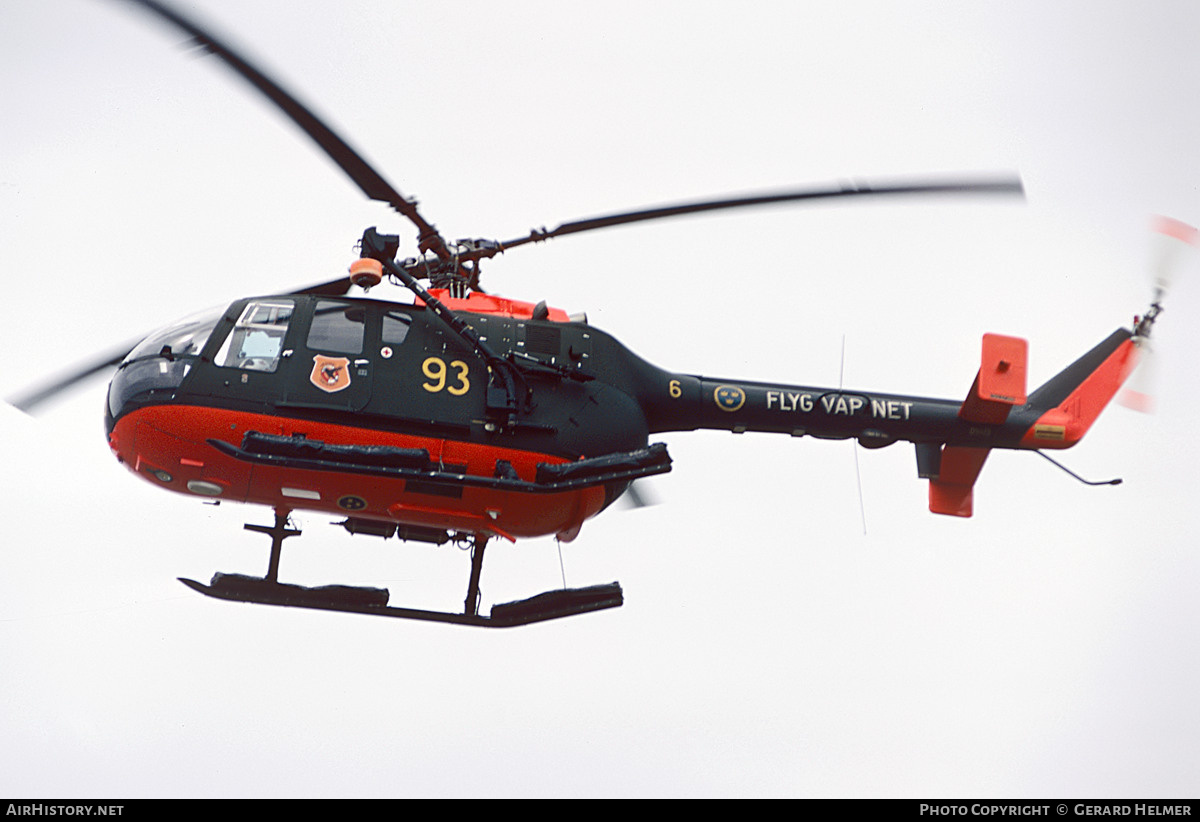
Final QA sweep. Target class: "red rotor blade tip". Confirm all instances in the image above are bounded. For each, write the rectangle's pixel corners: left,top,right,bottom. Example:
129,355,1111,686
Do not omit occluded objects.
1152,215,1199,245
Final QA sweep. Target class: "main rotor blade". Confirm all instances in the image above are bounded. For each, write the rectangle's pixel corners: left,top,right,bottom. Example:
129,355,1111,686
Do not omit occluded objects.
620,480,658,510
11,273,352,413
115,0,451,260
496,176,1024,252
7,340,141,413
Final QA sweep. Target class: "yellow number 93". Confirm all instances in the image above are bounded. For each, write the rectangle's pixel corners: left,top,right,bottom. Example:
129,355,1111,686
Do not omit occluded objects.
422,356,471,396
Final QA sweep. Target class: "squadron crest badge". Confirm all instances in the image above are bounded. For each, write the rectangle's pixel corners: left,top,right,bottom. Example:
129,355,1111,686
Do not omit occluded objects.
310,355,351,393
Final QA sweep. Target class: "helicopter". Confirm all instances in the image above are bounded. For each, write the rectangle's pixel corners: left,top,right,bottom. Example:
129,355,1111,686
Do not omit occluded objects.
11,0,1190,628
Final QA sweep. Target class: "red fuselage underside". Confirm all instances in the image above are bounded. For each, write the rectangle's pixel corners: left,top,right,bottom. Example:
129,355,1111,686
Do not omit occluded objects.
108,404,606,542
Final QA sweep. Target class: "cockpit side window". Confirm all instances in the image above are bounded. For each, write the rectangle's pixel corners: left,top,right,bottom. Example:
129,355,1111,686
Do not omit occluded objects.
216,299,294,372
307,300,365,354
382,310,412,346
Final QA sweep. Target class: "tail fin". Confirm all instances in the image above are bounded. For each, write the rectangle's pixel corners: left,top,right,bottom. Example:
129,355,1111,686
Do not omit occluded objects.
927,445,991,518
1019,329,1139,449
925,329,1140,518
926,333,1028,517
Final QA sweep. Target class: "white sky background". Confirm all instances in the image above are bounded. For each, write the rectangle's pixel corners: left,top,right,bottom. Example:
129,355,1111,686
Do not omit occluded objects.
1,0,1199,798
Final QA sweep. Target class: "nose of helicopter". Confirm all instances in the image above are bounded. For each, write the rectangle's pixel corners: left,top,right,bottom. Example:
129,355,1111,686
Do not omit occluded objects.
105,355,194,432
105,307,224,432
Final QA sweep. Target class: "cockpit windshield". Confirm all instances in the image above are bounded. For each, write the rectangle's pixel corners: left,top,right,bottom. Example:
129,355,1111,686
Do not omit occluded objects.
109,306,224,421
125,306,224,363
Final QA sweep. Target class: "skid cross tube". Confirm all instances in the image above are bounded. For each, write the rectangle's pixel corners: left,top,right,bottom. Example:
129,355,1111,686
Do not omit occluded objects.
243,509,300,583
464,535,488,617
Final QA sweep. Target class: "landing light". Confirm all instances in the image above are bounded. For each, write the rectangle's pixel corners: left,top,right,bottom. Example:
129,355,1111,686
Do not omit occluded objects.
187,480,224,496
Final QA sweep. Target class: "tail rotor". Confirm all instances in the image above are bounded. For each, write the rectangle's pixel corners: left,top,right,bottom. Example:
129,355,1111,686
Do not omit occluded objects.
1119,216,1198,413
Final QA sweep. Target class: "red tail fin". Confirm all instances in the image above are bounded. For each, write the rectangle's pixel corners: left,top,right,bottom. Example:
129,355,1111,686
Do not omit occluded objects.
928,445,990,517
928,334,1027,517
1019,331,1139,449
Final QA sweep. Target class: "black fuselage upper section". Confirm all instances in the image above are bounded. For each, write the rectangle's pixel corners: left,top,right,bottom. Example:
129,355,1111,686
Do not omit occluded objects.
106,294,669,462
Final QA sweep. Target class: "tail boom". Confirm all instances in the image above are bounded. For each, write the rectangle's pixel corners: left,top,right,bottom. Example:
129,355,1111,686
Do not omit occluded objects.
644,325,1141,518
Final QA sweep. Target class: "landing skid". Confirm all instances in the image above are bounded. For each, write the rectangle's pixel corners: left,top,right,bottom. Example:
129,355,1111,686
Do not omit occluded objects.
178,574,623,627
178,510,623,627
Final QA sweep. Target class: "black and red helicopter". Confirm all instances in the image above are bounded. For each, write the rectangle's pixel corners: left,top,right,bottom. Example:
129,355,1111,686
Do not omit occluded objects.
13,0,1193,627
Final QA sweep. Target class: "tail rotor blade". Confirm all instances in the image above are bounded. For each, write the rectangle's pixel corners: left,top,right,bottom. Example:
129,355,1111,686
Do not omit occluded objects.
1119,337,1157,413
1150,215,1198,297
